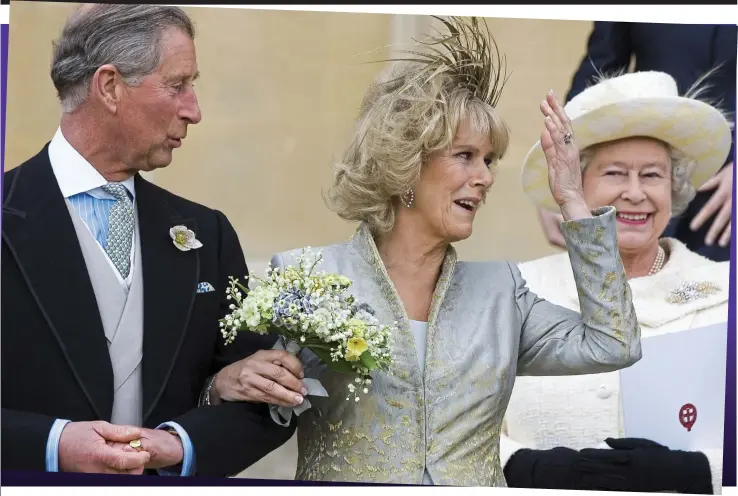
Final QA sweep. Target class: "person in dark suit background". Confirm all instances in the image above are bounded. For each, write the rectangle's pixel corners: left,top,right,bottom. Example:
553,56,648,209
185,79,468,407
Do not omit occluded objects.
2,4,306,477
538,22,736,263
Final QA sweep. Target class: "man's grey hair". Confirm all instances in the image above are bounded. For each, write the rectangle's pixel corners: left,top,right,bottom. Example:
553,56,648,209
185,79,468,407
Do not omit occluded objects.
51,4,196,113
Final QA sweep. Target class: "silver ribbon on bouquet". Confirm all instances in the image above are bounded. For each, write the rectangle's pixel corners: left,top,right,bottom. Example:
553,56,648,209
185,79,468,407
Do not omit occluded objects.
268,337,329,427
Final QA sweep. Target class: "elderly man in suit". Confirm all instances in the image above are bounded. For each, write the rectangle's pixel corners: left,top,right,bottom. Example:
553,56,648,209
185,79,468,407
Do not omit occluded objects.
538,22,736,262
2,4,305,477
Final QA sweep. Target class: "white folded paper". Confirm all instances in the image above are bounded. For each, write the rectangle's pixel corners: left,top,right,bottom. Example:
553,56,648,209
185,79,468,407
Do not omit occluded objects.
619,322,727,451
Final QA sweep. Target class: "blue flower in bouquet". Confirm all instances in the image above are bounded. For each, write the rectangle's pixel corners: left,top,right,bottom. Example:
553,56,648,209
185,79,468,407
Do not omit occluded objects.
220,247,397,403
351,302,375,317
273,288,314,329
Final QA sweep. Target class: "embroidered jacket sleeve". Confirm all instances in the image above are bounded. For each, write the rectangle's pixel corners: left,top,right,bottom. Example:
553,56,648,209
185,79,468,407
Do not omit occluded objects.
513,206,642,375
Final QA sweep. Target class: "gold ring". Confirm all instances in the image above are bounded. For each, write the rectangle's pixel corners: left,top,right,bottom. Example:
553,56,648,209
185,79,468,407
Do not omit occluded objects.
129,439,143,451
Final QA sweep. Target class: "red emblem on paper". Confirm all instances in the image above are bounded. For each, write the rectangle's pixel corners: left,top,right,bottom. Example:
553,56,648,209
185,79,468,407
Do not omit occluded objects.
679,403,697,432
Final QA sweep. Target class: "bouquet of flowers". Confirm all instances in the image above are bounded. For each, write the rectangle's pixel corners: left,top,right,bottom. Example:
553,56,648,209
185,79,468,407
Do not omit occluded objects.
220,247,396,403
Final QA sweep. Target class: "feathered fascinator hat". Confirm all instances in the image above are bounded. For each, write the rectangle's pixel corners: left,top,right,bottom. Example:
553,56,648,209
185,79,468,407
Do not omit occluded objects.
391,16,508,105
365,16,510,114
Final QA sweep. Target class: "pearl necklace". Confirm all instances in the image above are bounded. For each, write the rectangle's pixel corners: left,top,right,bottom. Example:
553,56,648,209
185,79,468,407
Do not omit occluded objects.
648,245,666,276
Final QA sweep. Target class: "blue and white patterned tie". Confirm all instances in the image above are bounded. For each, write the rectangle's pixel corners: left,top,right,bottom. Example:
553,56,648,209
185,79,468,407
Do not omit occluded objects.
101,183,134,279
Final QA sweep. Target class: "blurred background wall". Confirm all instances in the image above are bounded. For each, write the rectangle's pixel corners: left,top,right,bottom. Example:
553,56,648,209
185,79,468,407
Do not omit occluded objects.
4,2,596,479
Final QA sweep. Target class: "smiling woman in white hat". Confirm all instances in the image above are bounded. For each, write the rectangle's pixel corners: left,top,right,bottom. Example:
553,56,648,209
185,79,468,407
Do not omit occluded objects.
501,71,732,493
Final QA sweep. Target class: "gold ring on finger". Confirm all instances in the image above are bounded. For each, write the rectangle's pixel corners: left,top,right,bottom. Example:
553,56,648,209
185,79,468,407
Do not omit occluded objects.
129,439,143,451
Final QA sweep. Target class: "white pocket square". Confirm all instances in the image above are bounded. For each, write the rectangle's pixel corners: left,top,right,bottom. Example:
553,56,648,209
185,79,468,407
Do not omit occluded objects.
196,282,215,293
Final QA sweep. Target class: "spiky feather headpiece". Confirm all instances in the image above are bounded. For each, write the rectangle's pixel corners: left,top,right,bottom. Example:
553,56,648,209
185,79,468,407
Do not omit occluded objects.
377,16,510,108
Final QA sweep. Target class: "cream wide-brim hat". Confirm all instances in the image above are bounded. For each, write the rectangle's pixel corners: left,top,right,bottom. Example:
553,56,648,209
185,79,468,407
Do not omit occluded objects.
521,71,733,212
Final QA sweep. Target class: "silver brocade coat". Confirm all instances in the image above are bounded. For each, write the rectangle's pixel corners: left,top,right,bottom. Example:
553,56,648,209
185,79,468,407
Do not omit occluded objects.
269,206,641,486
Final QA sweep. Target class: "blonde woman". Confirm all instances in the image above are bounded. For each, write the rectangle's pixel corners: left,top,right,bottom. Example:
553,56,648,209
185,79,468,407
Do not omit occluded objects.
215,17,643,486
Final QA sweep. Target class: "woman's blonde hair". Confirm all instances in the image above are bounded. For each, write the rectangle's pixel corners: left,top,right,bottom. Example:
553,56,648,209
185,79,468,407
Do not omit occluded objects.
325,17,511,234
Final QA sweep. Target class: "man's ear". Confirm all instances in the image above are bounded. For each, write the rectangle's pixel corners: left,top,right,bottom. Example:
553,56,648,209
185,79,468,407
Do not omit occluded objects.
91,64,122,114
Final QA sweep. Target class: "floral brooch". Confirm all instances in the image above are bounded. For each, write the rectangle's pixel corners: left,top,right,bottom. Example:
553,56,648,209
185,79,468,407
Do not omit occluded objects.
170,225,203,252
666,281,720,305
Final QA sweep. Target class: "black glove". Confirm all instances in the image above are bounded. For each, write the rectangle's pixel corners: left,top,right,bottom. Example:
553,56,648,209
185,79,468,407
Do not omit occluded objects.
504,446,631,490
504,439,713,494
599,437,713,494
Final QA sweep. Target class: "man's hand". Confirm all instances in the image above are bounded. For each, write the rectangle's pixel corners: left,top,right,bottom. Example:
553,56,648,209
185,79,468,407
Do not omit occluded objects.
58,421,150,474
140,428,184,470
537,209,566,249
691,162,733,247
109,428,185,471
104,440,148,475
211,349,307,407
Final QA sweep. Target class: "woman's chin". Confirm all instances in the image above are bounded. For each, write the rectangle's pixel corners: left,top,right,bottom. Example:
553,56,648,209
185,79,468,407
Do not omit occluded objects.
616,232,654,254
445,224,474,243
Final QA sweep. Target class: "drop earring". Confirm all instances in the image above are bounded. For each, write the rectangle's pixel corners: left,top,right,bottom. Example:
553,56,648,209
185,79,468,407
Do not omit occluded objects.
400,188,414,208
